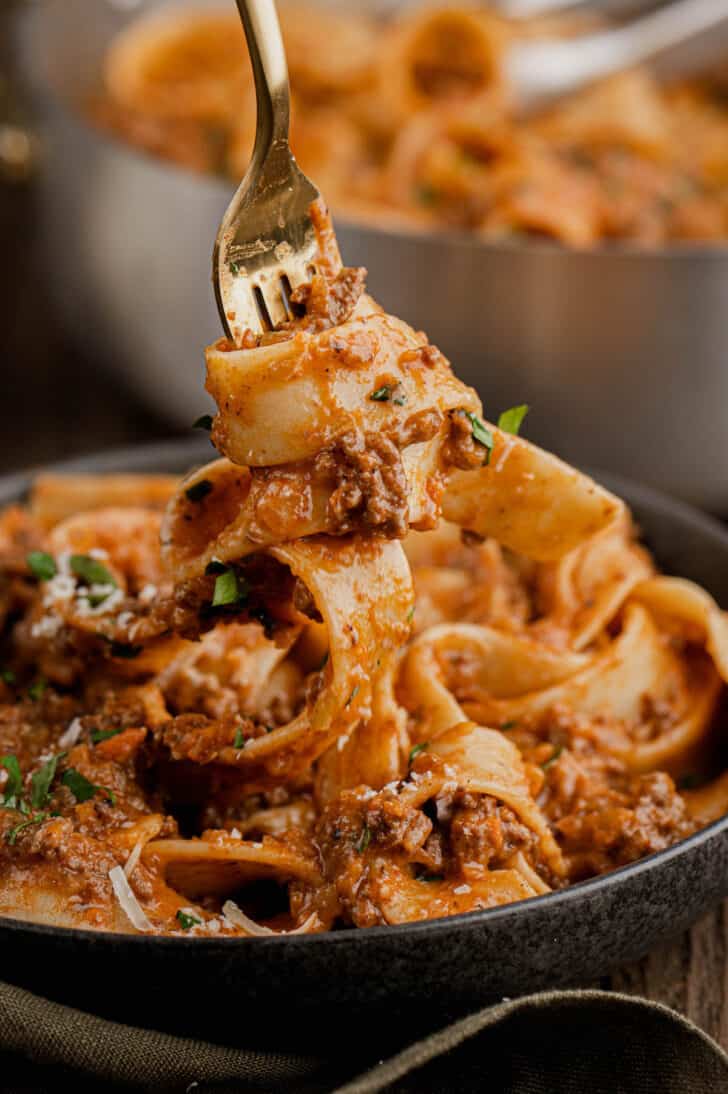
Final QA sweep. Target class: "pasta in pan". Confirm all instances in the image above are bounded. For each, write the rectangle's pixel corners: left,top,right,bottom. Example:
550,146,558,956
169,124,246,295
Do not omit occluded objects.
1,207,727,937
91,3,728,246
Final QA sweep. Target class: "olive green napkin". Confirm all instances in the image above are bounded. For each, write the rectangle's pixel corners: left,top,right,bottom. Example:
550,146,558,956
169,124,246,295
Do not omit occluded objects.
1,980,726,1093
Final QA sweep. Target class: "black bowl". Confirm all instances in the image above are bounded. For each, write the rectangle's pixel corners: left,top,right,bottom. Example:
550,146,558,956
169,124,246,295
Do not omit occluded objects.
3,438,728,1048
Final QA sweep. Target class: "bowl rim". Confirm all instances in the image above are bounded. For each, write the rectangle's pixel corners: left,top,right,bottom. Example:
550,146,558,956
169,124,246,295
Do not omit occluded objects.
1,435,728,948
22,0,728,264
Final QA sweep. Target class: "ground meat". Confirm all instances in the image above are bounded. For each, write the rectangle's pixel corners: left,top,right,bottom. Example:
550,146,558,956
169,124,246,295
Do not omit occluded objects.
289,265,367,332
314,428,410,537
156,713,265,765
448,793,537,874
554,770,695,880
442,408,488,470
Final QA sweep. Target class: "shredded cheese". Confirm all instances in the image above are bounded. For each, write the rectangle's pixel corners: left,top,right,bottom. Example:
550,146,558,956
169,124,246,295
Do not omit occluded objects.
109,865,153,933
58,717,84,749
123,838,145,880
222,900,318,937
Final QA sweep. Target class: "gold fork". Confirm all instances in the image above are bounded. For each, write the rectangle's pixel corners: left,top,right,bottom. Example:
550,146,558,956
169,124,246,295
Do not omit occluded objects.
213,0,321,342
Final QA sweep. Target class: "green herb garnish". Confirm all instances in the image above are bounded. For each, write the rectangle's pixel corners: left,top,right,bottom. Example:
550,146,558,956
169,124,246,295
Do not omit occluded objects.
90,730,123,748
416,184,437,206
6,813,51,845
1,754,23,809
212,568,247,608
500,721,517,731
418,873,444,883
392,392,407,406
30,752,65,809
678,773,703,790
228,261,241,276
70,554,116,589
185,479,213,503
407,605,415,623
541,744,564,771
233,729,245,750
0,669,15,685
355,825,371,853
345,685,360,708
176,909,202,930
193,414,213,431
370,386,392,402
26,551,56,581
28,679,47,702
497,404,529,436
408,741,429,766
61,768,115,805
464,411,494,464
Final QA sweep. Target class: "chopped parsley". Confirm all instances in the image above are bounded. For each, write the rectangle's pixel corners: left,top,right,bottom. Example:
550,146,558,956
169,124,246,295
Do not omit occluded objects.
345,684,360,708
541,744,564,771
70,554,116,589
497,404,529,436
31,752,65,809
205,558,228,575
185,479,213,503
408,741,429,766
0,669,15,685
1,754,23,808
416,184,437,206
370,384,406,405
212,568,248,608
233,729,245,750
176,909,202,930
418,873,444,883
500,721,517,731
407,605,415,623
193,414,213,431
110,642,142,660
6,813,52,845
91,727,123,745
28,679,47,702
464,411,494,464
26,551,56,581
355,825,371,853
228,261,241,276
677,773,703,790
61,768,115,805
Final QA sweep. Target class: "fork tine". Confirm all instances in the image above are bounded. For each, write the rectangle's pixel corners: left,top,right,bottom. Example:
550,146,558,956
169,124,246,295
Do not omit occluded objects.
257,275,290,329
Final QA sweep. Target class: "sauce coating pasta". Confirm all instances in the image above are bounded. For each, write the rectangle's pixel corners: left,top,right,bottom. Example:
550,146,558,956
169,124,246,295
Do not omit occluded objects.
1,212,727,937
90,3,728,246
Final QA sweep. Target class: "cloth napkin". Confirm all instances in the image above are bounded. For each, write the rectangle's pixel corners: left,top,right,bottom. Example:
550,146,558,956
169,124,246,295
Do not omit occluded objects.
1,980,726,1093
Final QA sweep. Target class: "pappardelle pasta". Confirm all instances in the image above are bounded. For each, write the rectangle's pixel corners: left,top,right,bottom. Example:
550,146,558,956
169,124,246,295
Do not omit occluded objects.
1,207,728,937
90,2,728,246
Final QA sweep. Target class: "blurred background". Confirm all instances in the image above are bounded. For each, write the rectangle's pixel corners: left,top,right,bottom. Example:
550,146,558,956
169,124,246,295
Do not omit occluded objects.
2,0,728,505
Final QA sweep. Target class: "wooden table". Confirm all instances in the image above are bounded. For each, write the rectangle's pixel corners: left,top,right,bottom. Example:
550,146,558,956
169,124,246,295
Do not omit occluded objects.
2,176,727,1053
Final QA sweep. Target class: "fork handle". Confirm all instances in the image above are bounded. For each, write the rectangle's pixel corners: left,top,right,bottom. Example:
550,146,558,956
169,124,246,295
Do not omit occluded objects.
235,0,290,164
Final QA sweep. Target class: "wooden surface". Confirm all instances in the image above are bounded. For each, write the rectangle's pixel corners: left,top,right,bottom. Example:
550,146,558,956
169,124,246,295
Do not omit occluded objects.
2,175,728,1051
608,904,728,1046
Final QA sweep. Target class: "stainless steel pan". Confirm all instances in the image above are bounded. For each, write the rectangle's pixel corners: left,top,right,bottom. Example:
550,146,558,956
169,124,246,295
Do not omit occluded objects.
19,0,728,508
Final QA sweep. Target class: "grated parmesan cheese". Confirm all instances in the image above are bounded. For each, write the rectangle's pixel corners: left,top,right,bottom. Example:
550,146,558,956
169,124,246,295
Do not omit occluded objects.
31,614,62,639
58,717,84,749
109,865,153,933
453,884,471,895
124,838,145,880
138,583,158,604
